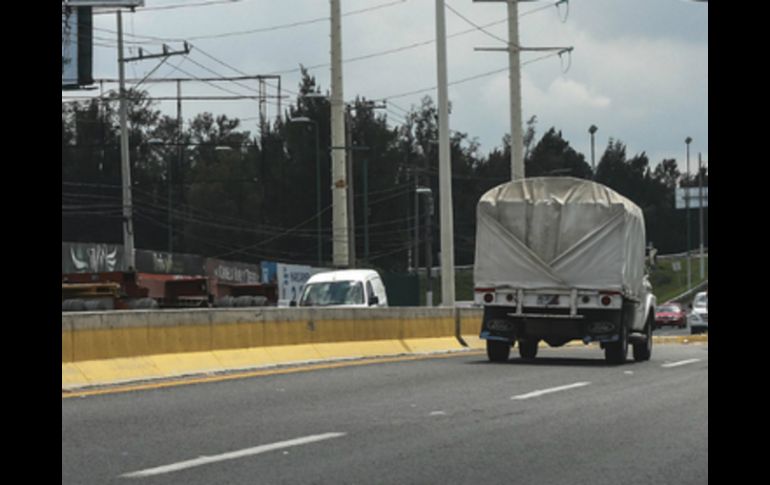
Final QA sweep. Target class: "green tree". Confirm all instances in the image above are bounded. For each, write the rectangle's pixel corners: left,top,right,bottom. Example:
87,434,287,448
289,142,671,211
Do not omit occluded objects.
526,127,592,179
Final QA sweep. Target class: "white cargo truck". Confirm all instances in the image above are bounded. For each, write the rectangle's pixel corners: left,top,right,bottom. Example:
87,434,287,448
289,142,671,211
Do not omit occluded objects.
474,177,656,364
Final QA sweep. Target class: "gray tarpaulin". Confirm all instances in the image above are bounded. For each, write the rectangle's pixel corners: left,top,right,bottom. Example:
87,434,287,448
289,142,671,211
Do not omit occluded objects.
474,177,646,299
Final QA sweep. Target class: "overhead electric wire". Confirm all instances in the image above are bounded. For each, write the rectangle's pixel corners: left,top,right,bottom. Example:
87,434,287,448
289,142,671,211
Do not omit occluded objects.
63,182,326,239
265,0,564,77
92,0,408,43
378,50,566,102
445,1,507,45
134,0,242,13
63,179,421,256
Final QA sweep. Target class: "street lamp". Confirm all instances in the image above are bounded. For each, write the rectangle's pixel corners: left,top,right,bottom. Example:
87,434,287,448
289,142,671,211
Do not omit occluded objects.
588,125,598,178
289,117,322,266
416,187,434,307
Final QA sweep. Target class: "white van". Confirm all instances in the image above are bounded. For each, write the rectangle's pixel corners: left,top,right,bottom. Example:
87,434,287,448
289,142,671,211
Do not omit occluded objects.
295,269,388,308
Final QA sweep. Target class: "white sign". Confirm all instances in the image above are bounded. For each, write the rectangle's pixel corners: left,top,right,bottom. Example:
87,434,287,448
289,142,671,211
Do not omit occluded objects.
675,187,708,209
276,263,329,307
61,7,79,87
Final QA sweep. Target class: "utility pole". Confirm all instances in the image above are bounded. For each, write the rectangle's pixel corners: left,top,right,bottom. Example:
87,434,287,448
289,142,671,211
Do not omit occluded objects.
330,0,349,268
117,9,135,271
698,152,705,280
362,156,369,263
425,193,434,307
589,124,597,177
685,136,692,290
435,0,456,306
116,6,188,270
413,166,420,273
171,78,182,255
506,0,524,180
474,0,572,181
344,106,358,268
416,187,434,306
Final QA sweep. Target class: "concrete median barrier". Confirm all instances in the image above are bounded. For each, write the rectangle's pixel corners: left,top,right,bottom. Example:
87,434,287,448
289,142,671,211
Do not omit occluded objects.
61,307,706,390
62,307,468,390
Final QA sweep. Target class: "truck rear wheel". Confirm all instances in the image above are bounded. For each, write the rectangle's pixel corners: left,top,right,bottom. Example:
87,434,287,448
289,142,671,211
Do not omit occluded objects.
486,340,511,363
604,324,628,365
633,315,653,362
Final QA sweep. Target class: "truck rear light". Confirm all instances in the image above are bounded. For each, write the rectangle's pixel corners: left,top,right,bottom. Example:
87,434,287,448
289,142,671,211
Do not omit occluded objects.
483,293,494,303
506,293,514,302
601,295,612,306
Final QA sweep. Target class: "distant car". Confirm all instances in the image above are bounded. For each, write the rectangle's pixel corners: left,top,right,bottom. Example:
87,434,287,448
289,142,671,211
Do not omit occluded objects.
295,269,388,308
655,302,687,329
688,291,708,335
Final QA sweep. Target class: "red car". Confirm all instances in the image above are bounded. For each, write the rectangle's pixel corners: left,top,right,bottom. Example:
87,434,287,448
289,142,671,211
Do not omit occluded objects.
655,302,687,329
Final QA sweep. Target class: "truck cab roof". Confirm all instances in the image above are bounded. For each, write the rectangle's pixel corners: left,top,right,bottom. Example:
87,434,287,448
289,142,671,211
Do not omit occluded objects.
306,269,381,284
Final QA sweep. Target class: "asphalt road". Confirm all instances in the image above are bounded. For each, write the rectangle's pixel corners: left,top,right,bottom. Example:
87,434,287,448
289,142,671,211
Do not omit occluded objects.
653,325,690,336
654,324,703,337
62,343,708,485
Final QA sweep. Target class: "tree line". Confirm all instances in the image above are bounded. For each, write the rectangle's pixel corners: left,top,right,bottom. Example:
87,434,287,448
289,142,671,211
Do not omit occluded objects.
62,69,708,272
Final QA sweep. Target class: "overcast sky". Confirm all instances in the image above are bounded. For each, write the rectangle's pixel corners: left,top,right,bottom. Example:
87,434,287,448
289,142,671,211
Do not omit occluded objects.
65,0,708,172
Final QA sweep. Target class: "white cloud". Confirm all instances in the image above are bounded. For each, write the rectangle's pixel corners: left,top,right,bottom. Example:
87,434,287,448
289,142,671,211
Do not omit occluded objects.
546,78,611,109
78,0,706,166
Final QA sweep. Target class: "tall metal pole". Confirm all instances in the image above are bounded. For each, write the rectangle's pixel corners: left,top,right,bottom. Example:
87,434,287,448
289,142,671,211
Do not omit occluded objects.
345,107,356,267
117,9,135,271
698,152,705,280
413,168,420,273
435,0,456,306
426,193,434,307
507,0,525,180
363,157,369,263
314,125,322,267
170,79,182,255
685,137,692,290
330,0,349,268
589,124,597,178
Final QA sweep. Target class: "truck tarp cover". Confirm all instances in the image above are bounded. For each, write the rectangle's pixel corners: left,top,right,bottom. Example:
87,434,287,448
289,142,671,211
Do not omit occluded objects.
474,177,646,298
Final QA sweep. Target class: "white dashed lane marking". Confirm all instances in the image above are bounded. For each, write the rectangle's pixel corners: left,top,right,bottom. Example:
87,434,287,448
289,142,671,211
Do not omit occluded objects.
661,358,701,368
511,382,591,400
120,432,346,479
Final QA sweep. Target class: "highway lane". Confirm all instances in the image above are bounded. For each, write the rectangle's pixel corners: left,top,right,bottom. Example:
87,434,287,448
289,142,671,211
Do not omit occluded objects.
654,325,704,337
62,343,708,484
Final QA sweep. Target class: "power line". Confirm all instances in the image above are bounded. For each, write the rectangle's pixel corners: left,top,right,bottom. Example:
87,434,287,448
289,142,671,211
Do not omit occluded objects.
92,0,244,15
93,0,409,43
377,50,564,102
445,1,507,45
264,1,564,76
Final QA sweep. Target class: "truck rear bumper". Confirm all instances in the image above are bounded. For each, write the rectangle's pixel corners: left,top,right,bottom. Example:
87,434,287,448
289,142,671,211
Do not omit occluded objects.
480,306,622,345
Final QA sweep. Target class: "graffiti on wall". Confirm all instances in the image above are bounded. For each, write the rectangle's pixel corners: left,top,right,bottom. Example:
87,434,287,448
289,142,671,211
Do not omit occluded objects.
65,243,123,273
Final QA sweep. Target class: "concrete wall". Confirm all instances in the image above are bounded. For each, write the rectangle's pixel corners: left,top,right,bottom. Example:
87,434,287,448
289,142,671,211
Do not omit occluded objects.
62,307,484,390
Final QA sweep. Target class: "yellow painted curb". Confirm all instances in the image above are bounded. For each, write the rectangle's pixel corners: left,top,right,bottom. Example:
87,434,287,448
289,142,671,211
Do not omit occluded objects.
402,337,465,354
61,338,467,391
62,351,484,399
